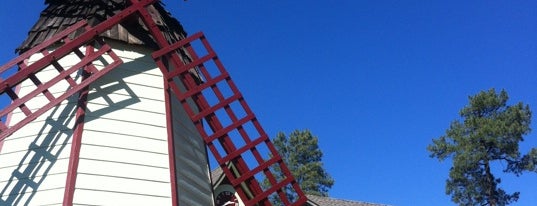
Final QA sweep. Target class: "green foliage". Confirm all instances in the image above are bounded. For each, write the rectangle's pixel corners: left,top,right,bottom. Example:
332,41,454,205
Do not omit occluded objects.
428,89,536,206
266,129,334,203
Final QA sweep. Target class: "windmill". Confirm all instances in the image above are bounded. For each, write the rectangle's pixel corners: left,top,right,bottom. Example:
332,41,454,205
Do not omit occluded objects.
0,0,306,205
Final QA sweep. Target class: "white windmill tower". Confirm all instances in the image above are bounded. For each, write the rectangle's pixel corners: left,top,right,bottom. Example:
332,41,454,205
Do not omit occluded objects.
0,1,306,206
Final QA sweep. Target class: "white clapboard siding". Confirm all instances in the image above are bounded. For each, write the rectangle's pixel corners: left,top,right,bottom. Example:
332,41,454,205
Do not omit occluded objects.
0,40,214,206
170,89,215,205
0,77,76,205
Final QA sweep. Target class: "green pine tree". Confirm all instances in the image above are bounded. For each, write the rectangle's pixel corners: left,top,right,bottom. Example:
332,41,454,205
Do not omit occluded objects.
428,89,537,206
266,129,334,203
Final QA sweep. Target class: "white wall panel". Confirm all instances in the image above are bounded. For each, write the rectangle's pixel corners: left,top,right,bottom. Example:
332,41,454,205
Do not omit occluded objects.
75,173,170,197
76,158,169,182
81,130,166,152
1,188,65,206
170,90,215,206
78,144,168,168
82,118,165,138
73,188,171,206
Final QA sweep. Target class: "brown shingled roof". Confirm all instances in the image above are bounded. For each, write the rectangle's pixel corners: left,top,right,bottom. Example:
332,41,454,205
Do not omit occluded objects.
306,195,389,206
17,0,187,53
210,168,389,206
210,166,224,186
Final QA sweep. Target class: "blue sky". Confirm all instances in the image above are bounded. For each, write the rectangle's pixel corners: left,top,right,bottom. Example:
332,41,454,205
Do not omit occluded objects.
1,1,537,206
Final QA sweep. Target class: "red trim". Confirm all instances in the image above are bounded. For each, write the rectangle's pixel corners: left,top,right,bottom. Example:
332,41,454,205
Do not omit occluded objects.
62,83,88,205
0,69,23,154
62,44,93,205
0,128,4,153
159,60,179,205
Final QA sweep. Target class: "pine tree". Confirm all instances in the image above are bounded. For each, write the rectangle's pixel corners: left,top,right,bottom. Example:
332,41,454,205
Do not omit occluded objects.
428,89,537,206
267,129,334,203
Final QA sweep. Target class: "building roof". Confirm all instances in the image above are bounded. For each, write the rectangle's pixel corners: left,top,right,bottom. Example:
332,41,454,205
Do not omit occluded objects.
306,195,389,206
17,0,187,53
210,166,224,186
210,167,388,206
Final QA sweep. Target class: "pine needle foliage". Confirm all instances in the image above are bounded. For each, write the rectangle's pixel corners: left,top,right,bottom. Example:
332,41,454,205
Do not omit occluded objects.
266,129,334,203
428,89,537,206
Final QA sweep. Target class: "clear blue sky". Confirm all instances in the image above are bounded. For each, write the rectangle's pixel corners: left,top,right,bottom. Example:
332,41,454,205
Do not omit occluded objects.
1,1,537,206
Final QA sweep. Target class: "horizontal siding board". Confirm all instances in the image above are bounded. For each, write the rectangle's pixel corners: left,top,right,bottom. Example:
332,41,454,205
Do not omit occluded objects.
1,117,74,153
78,144,168,168
0,157,70,179
172,123,206,153
73,188,171,206
77,158,170,182
82,118,166,139
101,55,161,75
117,59,162,76
177,176,214,205
91,72,163,92
0,141,71,163
170,95,213,205
0,172,68,196
3,125,74,152
1,188,64,206
84,104,166,127
81,130,166,153
85,97,164,115
86,83,164,103
7,113,75,131
75,173,170,198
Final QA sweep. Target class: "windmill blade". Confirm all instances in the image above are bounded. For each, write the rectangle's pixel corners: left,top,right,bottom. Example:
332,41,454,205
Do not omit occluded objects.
0,20,123,141
152,32,307,205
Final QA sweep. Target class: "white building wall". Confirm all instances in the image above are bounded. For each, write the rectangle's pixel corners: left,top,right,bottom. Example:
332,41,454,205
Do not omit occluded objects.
0,50,80,206
170,94,215,205
0,40,214,206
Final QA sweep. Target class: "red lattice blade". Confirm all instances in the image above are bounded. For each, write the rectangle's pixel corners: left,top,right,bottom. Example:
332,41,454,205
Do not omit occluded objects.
0,21,123,141
152,32,307,206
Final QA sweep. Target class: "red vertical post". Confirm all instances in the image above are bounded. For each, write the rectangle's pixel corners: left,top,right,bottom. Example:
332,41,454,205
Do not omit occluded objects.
133,2,186,204
62,45,93,205
157,58,180,206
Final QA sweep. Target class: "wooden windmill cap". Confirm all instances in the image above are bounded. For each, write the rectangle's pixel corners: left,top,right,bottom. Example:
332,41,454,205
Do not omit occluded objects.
17,0,188,53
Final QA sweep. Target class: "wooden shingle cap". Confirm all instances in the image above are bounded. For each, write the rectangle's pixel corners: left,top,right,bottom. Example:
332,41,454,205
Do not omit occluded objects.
17,0,187,53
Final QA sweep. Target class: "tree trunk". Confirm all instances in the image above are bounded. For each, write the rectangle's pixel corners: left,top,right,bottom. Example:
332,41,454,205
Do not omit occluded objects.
485,160,496,206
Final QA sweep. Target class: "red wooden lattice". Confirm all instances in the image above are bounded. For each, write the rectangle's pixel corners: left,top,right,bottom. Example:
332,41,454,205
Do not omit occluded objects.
0,20,123,141
152,32,306,205
0,0,307,205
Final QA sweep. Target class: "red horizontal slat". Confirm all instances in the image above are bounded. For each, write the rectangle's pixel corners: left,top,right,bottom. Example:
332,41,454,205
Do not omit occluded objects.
151,32,205,59
167,52,216,79
191,93,241,122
